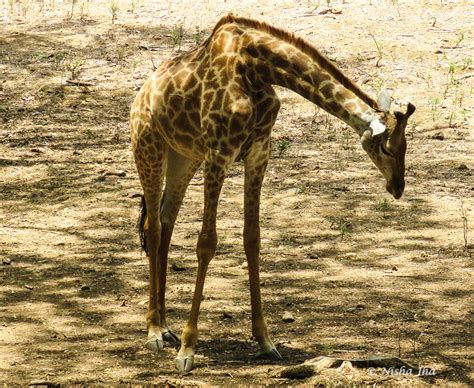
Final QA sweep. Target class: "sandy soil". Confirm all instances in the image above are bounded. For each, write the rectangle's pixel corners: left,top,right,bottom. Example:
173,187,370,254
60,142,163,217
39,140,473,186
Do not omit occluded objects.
0,0,472,386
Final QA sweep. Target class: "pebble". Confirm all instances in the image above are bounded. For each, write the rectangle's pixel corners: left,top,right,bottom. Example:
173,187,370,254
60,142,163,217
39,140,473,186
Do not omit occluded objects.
282,311,295,322
171,262,186,271
2,258,11,265
222,311,234,320
128,192,143,198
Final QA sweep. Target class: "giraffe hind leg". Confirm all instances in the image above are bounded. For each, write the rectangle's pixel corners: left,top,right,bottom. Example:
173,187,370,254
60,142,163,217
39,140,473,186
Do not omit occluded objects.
155,149,202,344
138,193,181,344
132,122,170,352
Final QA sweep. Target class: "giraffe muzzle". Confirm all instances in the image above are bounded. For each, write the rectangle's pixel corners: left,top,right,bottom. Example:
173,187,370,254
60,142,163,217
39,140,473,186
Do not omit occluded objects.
386,180,404,199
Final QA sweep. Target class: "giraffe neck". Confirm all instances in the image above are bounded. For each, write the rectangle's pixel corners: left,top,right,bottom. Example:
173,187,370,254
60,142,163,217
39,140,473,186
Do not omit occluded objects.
242,32,383,136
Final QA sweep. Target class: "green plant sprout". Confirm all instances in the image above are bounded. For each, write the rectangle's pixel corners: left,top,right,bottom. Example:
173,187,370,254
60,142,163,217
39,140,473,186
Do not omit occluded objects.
109,0,119,24
171,24,185,52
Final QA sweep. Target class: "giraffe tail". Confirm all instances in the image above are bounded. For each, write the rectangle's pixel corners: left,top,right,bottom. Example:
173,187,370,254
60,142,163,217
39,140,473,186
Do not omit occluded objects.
137,195,149,255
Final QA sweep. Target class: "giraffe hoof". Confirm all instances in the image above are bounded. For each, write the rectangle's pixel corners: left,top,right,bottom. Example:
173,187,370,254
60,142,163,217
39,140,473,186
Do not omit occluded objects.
256,347,282,361
175,355,194,372
162,330,180,343
145,334,163,352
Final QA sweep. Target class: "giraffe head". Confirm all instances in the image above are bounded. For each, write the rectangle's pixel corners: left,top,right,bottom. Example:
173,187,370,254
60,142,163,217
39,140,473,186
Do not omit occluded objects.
361,90,416,199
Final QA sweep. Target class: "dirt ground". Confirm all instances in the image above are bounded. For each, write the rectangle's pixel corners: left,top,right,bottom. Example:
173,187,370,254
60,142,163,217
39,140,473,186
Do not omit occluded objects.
0,0,472,386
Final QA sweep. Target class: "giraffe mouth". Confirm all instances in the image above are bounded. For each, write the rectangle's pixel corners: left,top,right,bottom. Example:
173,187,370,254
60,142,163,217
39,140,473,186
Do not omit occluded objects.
386,181,404,199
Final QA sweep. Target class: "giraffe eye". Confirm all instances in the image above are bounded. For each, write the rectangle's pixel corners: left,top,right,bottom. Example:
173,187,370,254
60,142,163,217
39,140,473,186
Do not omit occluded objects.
380,143,393,157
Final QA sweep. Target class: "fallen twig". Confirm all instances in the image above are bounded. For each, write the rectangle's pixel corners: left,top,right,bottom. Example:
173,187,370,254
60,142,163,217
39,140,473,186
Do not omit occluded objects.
383,274,418,278
275,355,422,380
66,79,95,87
139,44,163,51
97,169,127,180
457,73,474,81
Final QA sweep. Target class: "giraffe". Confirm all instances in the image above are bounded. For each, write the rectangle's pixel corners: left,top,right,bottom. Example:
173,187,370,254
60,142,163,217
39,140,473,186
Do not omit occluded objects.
129,14,416,372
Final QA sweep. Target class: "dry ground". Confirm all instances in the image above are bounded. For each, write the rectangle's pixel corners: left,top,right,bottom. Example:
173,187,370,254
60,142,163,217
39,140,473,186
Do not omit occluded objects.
0,0,473,386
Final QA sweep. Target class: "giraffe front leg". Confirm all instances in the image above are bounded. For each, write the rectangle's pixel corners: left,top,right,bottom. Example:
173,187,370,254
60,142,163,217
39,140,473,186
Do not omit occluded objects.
175,159,226,372
244,140,282,361
175,233,215,372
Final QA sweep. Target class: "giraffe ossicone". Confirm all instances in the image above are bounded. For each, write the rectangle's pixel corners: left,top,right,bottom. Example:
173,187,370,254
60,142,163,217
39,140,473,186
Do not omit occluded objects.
129,14,416,372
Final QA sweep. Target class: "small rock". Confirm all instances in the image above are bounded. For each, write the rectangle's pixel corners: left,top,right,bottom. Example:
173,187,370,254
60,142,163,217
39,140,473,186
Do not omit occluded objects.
280,364,315,379
222,311,234,320
392,266,398,271
282,311,295,323
346,304,364,313
334,185,349,192
432,132,444,140
2,258,12,265
24,285,33,290
128,192,143,198
28,381,59,388
307,253,319,260
81,285,90,291
457,163,469,170
106,169,126,177
171,262,186,271
98,169,126,180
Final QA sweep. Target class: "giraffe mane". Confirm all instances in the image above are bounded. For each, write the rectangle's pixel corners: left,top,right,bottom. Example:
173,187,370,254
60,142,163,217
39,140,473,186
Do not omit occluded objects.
208,14,379,111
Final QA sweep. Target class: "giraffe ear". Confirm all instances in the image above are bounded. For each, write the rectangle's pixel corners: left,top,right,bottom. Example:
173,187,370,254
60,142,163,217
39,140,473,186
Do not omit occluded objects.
370,119,386,136
405,103,416,118
377,89,392,112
